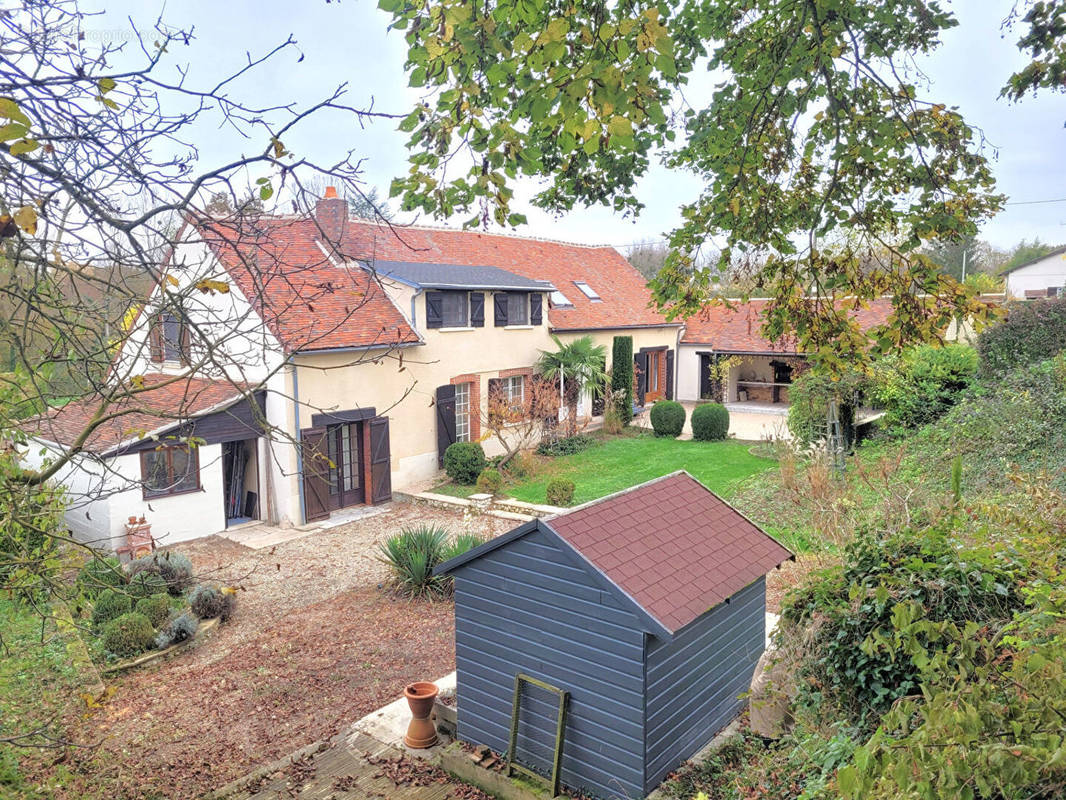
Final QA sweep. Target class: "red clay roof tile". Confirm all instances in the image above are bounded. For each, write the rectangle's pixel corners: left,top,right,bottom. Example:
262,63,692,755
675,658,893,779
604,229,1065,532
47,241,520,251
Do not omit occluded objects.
24,374,251,454
681,297,895,352
547,472,793,635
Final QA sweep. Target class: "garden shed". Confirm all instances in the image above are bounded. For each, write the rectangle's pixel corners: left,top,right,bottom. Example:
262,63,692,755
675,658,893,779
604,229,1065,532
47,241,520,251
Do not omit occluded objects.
435,470,793,799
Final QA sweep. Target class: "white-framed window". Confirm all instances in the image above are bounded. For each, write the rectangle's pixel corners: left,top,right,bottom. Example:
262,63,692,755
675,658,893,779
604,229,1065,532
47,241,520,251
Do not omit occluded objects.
573,280,601,301
455,382,471,442
502,375,524,406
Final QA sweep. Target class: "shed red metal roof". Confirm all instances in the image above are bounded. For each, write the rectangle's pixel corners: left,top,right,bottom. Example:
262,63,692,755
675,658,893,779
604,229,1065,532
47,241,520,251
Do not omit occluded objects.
23,374,251,454
546,472,792,635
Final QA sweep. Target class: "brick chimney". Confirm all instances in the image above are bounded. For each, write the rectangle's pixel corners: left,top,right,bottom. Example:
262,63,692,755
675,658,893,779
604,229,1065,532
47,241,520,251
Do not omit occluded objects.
314,186,348,247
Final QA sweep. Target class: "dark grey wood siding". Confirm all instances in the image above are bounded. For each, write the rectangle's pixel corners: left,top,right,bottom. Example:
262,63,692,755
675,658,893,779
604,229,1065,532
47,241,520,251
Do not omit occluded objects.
113,392,266,456
643,577,766,792
452,528,647,799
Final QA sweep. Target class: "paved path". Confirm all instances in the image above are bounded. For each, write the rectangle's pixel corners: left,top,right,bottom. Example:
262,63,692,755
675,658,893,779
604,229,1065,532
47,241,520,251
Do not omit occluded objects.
208,730,467,800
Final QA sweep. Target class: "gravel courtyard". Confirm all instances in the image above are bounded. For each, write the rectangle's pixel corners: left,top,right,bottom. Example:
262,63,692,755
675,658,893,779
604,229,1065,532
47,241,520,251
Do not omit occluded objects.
45,502,512,800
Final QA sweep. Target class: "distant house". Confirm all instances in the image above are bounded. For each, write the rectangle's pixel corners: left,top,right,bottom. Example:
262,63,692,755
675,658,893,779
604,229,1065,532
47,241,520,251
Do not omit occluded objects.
436,471,793,800
1003,246,1066,299
21,190,678,550
675,298,894,439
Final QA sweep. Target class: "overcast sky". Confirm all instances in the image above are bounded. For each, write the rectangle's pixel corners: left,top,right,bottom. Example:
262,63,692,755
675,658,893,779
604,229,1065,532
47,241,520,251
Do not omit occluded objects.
96,0,1064,252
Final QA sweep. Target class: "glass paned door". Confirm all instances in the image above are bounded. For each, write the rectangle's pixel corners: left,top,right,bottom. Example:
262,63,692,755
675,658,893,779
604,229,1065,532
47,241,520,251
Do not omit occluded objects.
325,422,364,509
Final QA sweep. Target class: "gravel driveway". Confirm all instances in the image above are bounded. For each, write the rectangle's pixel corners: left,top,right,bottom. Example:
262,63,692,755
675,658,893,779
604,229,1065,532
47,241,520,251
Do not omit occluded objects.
45,501,514,800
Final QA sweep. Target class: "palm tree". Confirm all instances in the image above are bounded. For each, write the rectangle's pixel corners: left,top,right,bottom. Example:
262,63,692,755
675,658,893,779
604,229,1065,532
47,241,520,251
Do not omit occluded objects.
535,335,608,437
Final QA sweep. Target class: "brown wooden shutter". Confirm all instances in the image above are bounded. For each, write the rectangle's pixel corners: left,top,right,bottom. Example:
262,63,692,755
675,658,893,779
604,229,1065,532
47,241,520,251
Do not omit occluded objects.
368,416,392,504
300,427,330,522
435,385,457,466
179,319,191,365
149,315,163,363
530,293,542,325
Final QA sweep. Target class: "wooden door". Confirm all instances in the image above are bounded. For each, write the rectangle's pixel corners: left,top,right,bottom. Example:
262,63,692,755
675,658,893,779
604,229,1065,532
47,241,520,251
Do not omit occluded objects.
326,422,364,509
300,427,330,522
368,416,392,504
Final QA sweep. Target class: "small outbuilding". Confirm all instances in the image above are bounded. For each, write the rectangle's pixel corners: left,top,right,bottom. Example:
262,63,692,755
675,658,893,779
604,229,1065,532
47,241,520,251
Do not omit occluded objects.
435,471,793,799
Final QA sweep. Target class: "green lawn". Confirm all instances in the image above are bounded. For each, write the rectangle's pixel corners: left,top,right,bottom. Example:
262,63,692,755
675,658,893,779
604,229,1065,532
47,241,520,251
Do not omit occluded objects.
495,433,776,506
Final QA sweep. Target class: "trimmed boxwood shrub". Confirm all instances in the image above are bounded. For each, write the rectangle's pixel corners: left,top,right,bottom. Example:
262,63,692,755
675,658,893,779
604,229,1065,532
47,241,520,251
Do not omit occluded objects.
102,612,156,658
475,468,503,495
135,593,173,628
443,442,486,484
546,479,576,506
128,570,168,600
91,588,131,628
692,403,730,441
189,584,236,621
77,554,126,599
649,400,686,437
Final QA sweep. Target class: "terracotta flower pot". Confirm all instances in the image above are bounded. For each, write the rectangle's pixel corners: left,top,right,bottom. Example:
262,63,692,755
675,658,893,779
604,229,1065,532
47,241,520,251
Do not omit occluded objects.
403,681,439,749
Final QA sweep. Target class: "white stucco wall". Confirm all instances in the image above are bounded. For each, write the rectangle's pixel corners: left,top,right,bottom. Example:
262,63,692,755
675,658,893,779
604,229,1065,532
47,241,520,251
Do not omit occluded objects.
19,439,229,551
112,238,286,387
1006,251,1066,299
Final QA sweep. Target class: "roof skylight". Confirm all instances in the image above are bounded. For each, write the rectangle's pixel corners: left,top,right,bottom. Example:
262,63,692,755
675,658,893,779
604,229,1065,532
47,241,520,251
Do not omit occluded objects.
573,281,601,301
549,290,573,307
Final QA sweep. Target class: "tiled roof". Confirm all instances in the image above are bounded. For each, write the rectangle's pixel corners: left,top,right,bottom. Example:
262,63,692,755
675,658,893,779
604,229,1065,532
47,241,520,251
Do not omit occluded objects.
546,472,792,635
681,297,896,353
350,221,674,331
201,218,420,353
23,374,250,454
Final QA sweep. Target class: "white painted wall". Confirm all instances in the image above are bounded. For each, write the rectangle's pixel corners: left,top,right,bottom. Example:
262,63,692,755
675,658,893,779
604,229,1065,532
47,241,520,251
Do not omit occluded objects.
1006,251,1066,299
19,439,229,551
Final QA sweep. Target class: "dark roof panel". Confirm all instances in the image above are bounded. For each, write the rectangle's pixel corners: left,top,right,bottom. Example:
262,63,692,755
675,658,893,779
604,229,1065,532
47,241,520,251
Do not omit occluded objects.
374,260,554,292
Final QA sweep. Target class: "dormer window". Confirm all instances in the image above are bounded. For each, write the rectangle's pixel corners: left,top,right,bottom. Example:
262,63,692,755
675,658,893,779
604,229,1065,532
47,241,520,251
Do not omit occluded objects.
425,290,485,329
549,290,573,308
573,281,601,301
149,312,190,365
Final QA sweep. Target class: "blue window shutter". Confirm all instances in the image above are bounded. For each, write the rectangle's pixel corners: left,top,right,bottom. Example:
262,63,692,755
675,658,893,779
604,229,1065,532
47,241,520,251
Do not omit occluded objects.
426,291,443,329
493,293,507,326
470,292,485,327
530,293,542,325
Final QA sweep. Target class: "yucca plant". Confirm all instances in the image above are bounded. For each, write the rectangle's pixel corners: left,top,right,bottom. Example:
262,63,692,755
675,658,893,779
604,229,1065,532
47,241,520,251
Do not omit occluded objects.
443,532,484,564
378,525,450,597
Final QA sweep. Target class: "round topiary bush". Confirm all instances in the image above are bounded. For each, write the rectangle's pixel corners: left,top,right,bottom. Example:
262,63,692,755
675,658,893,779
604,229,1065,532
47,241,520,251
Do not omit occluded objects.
135,593,173,628
91,588,132,628
650,400,686,437
443,442,487,485
475,468,503,495
128,570,168,600
102,612,156,658
691,403,730,441
546,478,576,506
77,554,126,599
189,584,236,621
